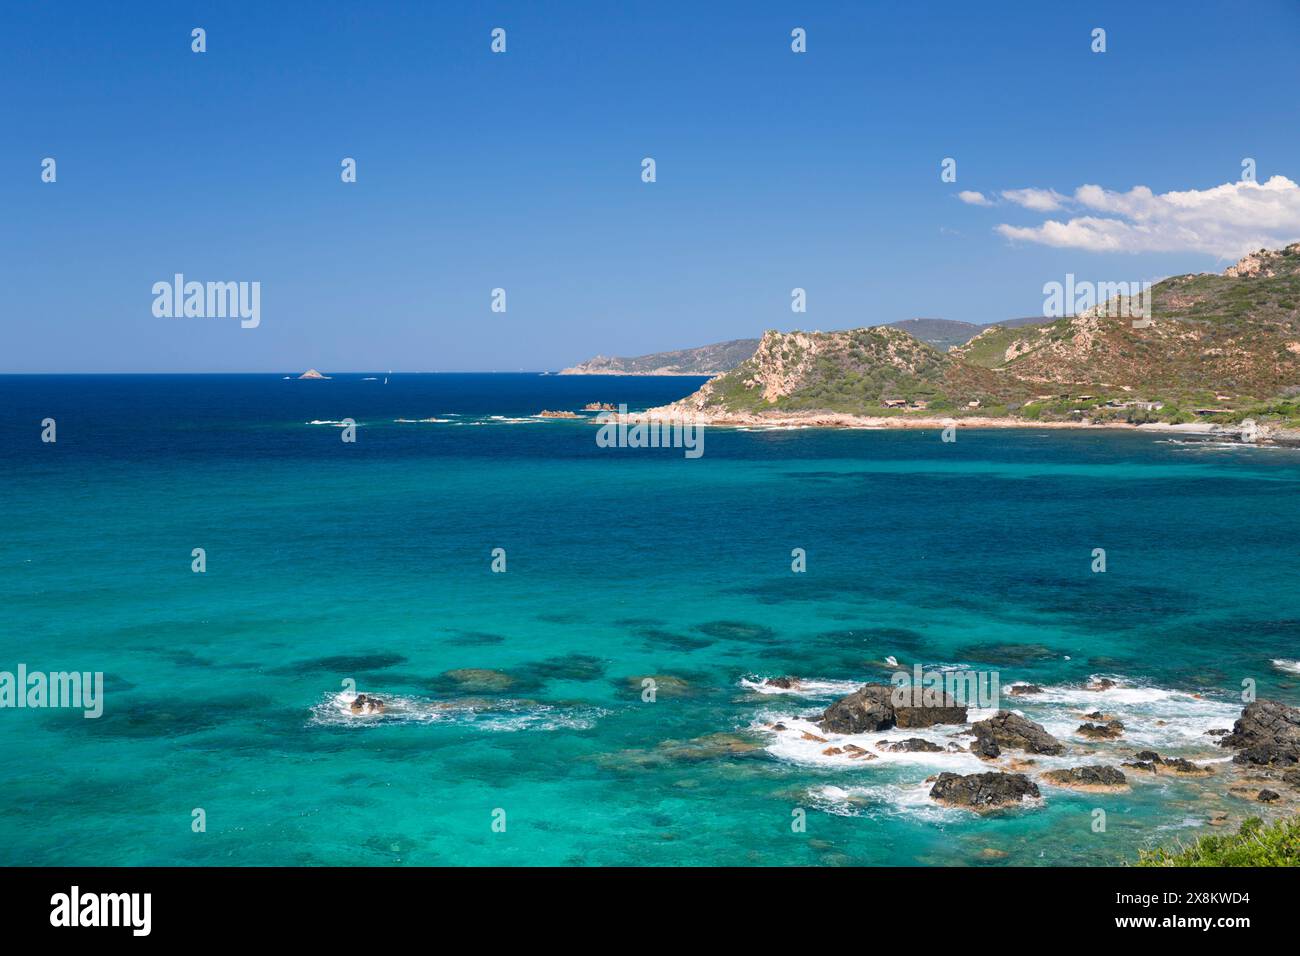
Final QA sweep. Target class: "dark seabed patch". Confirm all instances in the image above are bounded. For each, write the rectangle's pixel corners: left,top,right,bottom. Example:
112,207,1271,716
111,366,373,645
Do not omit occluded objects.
614,617,665,628
451,631,507,646
695,621,778,643
535,612,586,624
519,654,608,682
425,668,542,695
956,642,1061,664
51,693,275,739
269,653,407,676
637,628,713,651
728,576,872,605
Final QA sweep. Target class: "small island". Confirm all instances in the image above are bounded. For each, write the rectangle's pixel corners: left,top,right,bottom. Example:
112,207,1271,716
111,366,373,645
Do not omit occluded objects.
298,368,330,380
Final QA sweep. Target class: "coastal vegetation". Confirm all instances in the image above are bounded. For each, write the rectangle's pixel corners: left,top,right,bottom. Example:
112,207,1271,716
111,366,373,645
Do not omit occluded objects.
1137,815,1300,867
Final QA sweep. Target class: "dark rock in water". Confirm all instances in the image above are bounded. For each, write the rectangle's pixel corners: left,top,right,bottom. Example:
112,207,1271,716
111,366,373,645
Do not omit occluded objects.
1077,719,1125,740
819,683,967,735
1083,711,1105,720
1205,728,1230,737
1086,678,1117,691
1258,789,1281,803
929,772,1040,810
895,692,968,729
1122,752,1213,775
1041,766,1128,790
971,711,1064,756
878,737,944,753
1219,700,1300,767
820,684,894,733
766,676,799,689
350,694,386,715
1008,684,1044,696
1283,768,1300,789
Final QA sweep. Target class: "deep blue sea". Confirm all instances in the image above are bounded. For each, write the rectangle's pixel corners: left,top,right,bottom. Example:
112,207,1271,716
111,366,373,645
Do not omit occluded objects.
2,373,1298,866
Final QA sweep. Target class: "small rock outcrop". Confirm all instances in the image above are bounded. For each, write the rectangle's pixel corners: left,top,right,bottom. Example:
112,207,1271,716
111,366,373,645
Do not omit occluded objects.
1219,700,1300,767
537,409,581,419
970,711,1064,757
1122,750,1213,775
1076,719,1125,740
819,683,967,735
349,694,385,715
1007,684,1044,696
877,737,944,753
930,772,1040,811
298,368,330,379
1040,765,1128,792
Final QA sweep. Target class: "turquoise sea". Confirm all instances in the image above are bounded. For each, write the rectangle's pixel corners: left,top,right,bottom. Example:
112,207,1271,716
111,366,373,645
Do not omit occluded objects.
2,373,1298,866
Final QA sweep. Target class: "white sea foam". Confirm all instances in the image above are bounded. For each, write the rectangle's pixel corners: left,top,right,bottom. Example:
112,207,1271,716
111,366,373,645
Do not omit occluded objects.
1004,677,1238,751
756,674,1236,787
1272,659,1300,675
754,714,985,772
309,691,605,732
739,676,861,697
306,420,357,427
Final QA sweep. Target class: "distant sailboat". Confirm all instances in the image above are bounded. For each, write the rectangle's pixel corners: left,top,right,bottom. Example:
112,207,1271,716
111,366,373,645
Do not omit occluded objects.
384,369,391,385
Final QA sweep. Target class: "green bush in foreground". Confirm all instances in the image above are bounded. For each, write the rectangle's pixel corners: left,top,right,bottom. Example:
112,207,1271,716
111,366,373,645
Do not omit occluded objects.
1137,816,1300,867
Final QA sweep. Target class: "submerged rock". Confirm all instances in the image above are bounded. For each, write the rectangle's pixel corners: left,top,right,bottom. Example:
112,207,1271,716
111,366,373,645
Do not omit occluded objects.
819,683,967,735
930,772,1040,811
970,711,1064,757
442,668,515,693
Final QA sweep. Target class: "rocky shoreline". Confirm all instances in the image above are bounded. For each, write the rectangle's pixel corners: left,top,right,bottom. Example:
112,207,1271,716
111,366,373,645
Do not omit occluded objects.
760,679,1300,814
623,406,1300,442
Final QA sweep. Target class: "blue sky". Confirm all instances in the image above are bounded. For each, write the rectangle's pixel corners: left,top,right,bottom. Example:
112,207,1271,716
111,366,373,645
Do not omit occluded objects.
4,0,1300,372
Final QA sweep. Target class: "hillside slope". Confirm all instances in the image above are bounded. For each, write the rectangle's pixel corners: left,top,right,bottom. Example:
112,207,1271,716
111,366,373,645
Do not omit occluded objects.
666,244,1300,426
559,339,760,375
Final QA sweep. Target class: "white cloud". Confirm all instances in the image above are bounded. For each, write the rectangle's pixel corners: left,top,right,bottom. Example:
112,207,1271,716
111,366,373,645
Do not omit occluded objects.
995,176,1300,258
956,190,992,206
1000,187,1067,212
